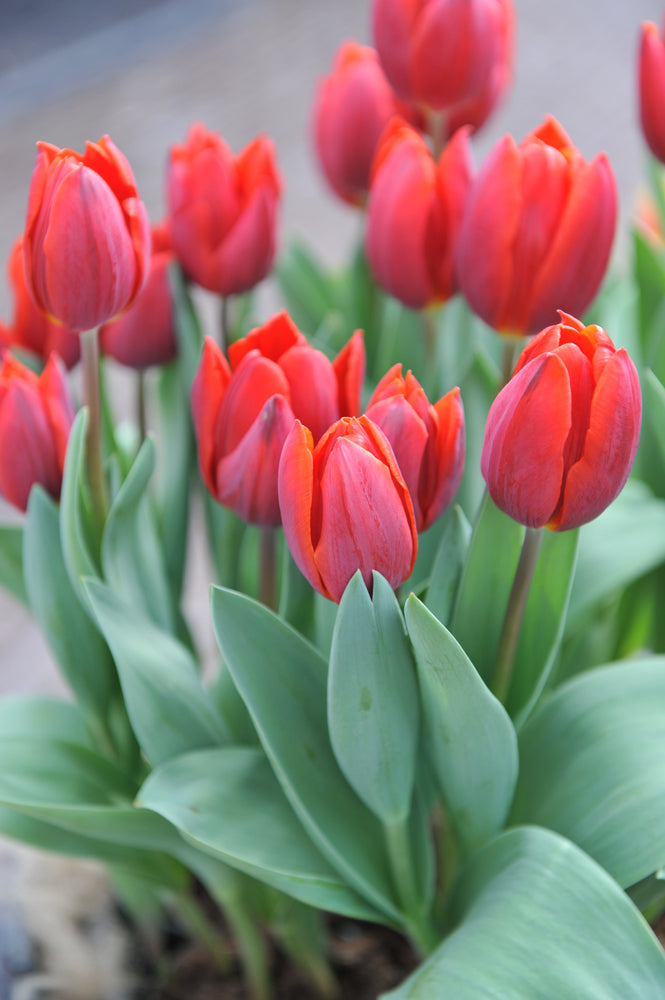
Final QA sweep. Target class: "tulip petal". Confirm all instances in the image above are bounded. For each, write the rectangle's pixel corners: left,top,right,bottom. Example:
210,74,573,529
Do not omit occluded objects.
216,352,290,455
228,311,303,370
210,185,277,296
332,329,366,417
280,344,339,443
39,354,75,471
365,394,429,526
0,381,60,510
640,23,665,163
419,386,465,530
191,337,232,496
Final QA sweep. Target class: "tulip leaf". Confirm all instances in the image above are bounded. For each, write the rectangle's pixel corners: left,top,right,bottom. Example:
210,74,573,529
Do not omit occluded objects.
510,656,665,889
449,492,524,685
644,368,665,467
0,694,91,747
425,506,472,626
276,239,339,334
84,578,227,765
633,227,665,359
170,262,204,392
211,586,402,924
404,595,517,855
23,487,116,724
0,522,27,605
382,826,665,1000
139,746,384,922
101,435,176,634
59,408,100,597
328,572,419,826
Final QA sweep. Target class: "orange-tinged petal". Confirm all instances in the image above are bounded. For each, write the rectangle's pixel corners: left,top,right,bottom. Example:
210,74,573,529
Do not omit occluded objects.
191,336,232,495
278,420,330,597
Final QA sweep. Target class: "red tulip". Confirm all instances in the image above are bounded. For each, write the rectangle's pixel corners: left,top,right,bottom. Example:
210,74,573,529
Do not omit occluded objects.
366,365,464,530
279,416,418,602
0,352,75,511
456,116,617,336
3,237,80,369
23,136,150,332
481,313,641,531
372,0,513,132
639,18,665,165
191,312,365,525
312,40,418,206
365,119,473,309
167,123,282,296
100,221,177,369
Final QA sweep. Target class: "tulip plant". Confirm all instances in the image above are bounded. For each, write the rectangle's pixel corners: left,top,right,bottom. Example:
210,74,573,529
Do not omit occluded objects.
2,1,665,998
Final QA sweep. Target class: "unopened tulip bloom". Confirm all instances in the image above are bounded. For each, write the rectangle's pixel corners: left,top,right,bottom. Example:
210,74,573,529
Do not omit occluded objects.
167,123,281,296
0,353,75,511
456,117,617,336
100,221,177,369
639,18,665,164
372,0,513,134
366,120,473,309
279,416,418,602
312,40,418,206
4,237,80,369
191,312,365,525
24,136,150,332
366,365,464,530
481,313,641,531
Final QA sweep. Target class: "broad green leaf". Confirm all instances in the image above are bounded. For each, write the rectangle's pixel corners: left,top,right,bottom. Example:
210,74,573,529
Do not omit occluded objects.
405,596,517,855
510,657,665,889
139,746,383,922
644,368,665,467
102,436,175,633
425,506,471,626
23,488,115,721
211,586,402,923
276,239,338,333
449,492,523,685
328,572,419,825
0,522,27,604
85,579,226,765
567,480,665,630
383,826,665,999
0,695,90,746
59,408,100,597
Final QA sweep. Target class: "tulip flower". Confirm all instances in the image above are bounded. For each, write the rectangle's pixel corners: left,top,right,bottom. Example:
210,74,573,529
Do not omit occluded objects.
100,221,177,369
456,116,617,336
167,123,282,296
481,313,641,532
279,416,418,602
372,0,513,135
366,365,464,530
639,18,665,165
191,312,365,525
0,353,75,511
23,136,150,332
3,237,80,369
365,120,473,309
312,40,418,206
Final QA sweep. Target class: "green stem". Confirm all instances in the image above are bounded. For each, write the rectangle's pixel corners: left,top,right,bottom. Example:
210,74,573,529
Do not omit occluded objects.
220,295,230,354
259,526,277,610
81,327,109,532
136,369,147,442
384,817,438,957
427,110,449,160
422,306,440,397
491,527,544,703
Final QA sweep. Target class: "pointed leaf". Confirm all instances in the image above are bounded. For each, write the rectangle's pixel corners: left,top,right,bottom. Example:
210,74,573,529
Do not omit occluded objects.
59,408,99,597
0,522,27,604
170,262,204,392
0,695,90,746
425,506,471,626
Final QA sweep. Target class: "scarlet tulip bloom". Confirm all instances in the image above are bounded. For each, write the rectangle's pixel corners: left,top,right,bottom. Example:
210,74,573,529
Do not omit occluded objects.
639,18,665,164
456,117,617,336
365,120,473,309
100,221,177,369
372,0,513,133
279,416,418,602
167,123,282,296
23,136,150,332
366,365,464,530
4,237,80,369
0,353,75,511
312,40,416,206
481,313,641,532
191,312,365,525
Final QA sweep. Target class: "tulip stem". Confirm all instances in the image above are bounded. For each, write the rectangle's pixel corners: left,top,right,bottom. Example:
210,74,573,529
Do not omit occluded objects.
136,369,148,442
384,817,438,957
491,526,543,703
81,327,109,531
259,526,277,609
422,306,439,395
427,111,449,160
220,295,230,354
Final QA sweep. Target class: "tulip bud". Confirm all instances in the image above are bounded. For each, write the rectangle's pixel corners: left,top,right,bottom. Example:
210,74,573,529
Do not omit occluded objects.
639,18,665,165
167,123,282,296
191,312,365,525
366,365,464,530
372,0,514,134
0,353,75,511
365,120,473,309
456,116,617,336
279,416,418,602
312,40,419,206
481,313,641,531
23,136,151,332
100,221,177,369
4,237,80,369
